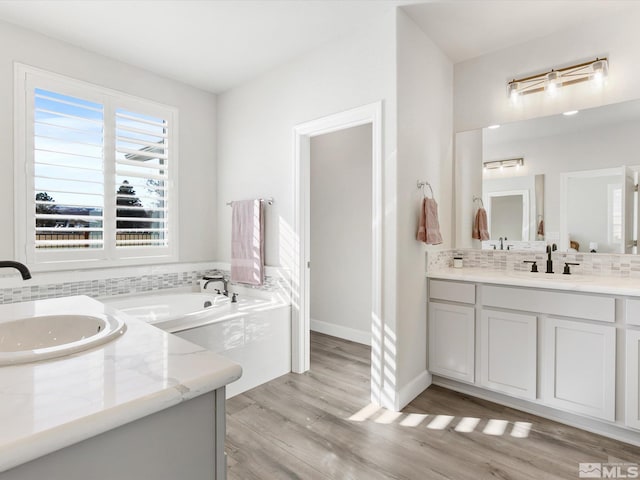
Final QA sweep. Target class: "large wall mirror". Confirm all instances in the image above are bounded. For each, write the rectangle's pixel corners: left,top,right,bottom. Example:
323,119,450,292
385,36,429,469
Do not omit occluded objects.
455,99,640,254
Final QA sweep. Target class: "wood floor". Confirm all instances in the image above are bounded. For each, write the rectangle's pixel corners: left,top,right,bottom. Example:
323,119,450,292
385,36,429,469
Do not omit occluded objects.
226,332,640,479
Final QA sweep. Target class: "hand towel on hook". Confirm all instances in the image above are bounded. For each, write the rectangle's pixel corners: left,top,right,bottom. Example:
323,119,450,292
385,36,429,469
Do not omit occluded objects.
472,207,490,241
417,197,443,245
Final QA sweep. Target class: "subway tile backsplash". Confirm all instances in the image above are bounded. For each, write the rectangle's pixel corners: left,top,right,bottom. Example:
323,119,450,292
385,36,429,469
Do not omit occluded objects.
428,249,640,278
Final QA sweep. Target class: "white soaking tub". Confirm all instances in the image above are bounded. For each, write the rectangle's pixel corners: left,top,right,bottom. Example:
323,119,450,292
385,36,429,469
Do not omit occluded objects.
104,289,291,398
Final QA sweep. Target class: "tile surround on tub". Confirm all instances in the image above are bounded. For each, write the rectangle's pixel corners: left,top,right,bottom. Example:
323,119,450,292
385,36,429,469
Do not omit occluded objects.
427,249,640,278
0,262,291,305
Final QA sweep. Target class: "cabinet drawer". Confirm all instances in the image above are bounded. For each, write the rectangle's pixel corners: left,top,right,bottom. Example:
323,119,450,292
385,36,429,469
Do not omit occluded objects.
429,280,475,304
626,299,640,326
483,285,614,323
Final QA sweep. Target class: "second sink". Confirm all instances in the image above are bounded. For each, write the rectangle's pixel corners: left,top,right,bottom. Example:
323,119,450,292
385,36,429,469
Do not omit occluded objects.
0,298,127,366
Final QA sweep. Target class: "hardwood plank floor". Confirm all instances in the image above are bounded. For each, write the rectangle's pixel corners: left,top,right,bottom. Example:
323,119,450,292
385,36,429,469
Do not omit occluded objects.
226,332,640,479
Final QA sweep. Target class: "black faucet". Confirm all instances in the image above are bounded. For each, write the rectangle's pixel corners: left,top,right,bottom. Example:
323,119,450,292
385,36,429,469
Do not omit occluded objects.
0,261,31,280
499,237,504,250
545,244,557,274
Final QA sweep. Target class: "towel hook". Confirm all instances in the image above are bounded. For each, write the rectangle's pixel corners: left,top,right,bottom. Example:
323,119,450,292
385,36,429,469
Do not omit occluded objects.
417,180,434,198
473,195,484,208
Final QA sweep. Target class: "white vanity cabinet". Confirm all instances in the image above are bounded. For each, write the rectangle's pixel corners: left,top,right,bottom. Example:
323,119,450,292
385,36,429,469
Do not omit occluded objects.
542,317,616,421
626,328,640,429
480,309,537,400
426,275,640,442
428,280,475,383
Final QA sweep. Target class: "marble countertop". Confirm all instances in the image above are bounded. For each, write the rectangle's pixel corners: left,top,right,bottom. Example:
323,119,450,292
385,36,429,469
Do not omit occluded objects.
0,295,242,472
427,268,640,297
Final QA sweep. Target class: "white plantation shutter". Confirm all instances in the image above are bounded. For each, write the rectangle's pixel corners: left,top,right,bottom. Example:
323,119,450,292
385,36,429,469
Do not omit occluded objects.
17,65,178,269
115,108,170,248
33,88,105,250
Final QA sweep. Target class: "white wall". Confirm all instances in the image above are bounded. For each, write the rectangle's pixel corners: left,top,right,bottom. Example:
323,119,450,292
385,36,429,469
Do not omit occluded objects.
216,10,400,406
216,12,396,266
0,20,217,263
217,7,452,409
396,9,453,398
310,124,372,344
454,8,640,133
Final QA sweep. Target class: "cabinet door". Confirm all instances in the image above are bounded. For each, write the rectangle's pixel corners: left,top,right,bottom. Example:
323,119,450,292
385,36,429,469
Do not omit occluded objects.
626,329,640,429
542,318,615,421
428,302,475,383
480,309,537,400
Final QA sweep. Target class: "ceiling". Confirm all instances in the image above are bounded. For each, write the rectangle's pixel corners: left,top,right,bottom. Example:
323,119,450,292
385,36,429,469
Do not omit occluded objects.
403,1,640,64
0,0,637,94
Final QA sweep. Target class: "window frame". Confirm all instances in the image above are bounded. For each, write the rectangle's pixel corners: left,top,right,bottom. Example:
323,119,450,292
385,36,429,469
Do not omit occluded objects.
14,64,179,271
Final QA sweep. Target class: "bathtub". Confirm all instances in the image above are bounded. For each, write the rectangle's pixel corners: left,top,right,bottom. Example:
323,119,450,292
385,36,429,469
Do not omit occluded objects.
104,289,291,398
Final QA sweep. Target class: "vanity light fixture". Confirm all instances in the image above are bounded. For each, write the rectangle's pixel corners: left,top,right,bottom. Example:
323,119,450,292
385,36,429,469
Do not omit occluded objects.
483,158,524,171
507,58,608,103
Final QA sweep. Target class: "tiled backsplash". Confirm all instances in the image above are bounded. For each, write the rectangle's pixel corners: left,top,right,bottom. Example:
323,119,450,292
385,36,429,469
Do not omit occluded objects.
0,263,290,305
428,249,640,278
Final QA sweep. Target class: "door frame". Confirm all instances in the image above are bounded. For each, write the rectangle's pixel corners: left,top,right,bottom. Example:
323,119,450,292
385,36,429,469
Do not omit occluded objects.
292,101,383,398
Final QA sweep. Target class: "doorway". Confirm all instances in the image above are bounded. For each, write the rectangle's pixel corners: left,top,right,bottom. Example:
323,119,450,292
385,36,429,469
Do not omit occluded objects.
309,124,372,345
292,101,383,404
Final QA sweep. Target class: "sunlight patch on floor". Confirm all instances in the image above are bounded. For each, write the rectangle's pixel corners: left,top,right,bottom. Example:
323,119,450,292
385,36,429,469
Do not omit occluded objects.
454,417,480,432
348,403,381,422
345,404,533,438
427,415,454,430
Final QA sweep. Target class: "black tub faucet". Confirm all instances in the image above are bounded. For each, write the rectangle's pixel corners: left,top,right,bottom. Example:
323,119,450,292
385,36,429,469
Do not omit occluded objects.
0,261,31,280
203,275,229,296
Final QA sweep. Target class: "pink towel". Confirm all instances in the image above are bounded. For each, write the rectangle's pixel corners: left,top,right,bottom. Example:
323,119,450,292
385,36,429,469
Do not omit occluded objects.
472,207,490,241
417,197,443,245
231,199,264,286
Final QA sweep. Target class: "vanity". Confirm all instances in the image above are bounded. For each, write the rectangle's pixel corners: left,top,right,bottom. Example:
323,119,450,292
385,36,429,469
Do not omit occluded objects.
427,268,640,444
0,295,242,480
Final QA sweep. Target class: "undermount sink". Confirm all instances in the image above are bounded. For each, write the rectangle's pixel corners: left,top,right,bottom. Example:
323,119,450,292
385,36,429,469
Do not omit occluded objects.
0,310,126,366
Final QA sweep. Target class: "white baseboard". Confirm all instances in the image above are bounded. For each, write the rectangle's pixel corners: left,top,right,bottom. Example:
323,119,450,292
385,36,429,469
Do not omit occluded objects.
395,370,432,411
310,318,371,346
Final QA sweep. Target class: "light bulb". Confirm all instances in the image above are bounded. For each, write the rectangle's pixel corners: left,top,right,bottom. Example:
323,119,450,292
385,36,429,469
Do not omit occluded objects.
545,71,561,97
592,59,608,87
508,81,520,105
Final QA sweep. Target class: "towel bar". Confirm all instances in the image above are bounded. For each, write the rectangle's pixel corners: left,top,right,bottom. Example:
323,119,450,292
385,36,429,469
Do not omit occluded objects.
226,197,274,207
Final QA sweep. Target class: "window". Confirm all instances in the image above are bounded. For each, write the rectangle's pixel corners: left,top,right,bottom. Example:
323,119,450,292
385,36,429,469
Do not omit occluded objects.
15,65,178,269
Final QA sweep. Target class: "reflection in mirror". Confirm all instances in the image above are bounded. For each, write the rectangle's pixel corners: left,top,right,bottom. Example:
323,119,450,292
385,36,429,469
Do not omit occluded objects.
483,175,542,244
487,191,528,241
455,98,640,254
561,167,638,253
